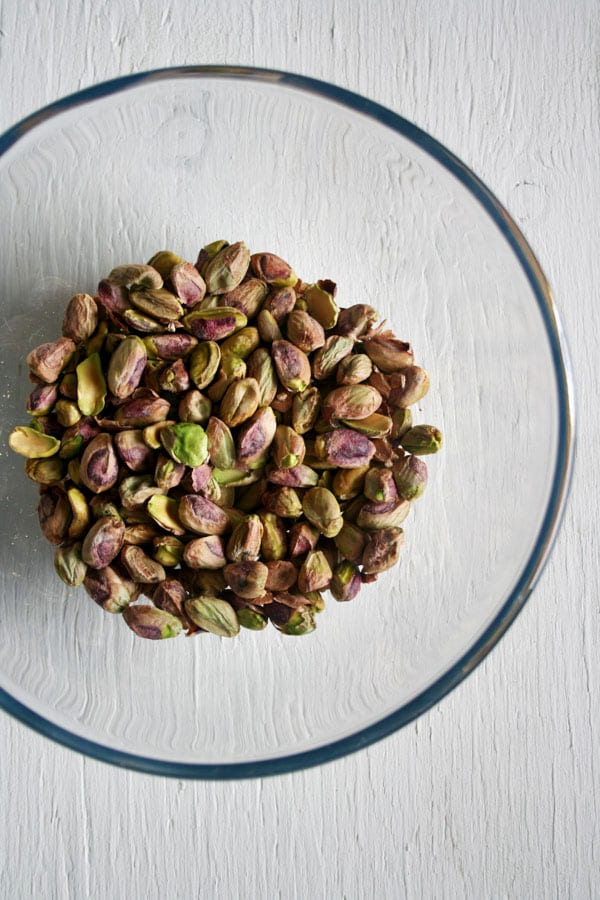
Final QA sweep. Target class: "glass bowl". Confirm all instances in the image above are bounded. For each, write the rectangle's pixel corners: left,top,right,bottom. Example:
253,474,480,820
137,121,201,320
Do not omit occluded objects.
0,67,573,778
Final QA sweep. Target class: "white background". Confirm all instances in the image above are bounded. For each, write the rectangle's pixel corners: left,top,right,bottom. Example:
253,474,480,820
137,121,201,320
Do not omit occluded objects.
0,2,597,897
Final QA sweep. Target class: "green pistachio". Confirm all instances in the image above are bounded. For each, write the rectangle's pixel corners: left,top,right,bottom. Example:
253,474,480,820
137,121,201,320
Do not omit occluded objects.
54,542,87,587
184,596,240,637
159,422,208,467
400,425,443,455
304,282,339,329
302,487,343,538
203,241,250,294
8,426,60,459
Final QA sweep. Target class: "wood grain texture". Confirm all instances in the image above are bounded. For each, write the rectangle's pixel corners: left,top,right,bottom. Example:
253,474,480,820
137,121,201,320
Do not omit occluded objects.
0,1,597,898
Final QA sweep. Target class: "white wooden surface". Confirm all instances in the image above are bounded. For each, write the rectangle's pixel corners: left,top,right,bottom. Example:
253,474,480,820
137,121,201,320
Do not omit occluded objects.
0,1,597,897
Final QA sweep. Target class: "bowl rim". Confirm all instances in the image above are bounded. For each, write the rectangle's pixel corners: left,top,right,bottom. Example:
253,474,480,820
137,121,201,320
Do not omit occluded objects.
0,65,575,779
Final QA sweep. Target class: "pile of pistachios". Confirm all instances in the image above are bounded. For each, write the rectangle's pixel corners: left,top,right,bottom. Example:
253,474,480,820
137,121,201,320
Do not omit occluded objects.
8,240,442,640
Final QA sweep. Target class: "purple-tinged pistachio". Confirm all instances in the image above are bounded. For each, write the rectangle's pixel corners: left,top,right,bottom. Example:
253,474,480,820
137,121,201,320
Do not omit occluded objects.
392,455,428,500
236,607,268,630
170,261,206,306
269,604,316,636
66,487,90,539
204,241,250,294
246,347,278,406
302,487,343,538
271,591,309,610
250,252,296,287
114,429,155,472
54,542,87,587
179,463,211,495
311,335,354,380
9,426,60,459
218,278,268,318
114,390,171,428
336,354,373,385
153,535,185,567
183,535,227,569
220,326,260,360
364,467,399,503
271,424,306,468
341,413,392,438
225,515,264,562
59,372,78,399
121,308,164,333
219,377,261,427
223,560,269,599
120,545,166,583
119,475,163,510
322,385,382,422
333,522,366,564
285,310,325,353
130,287,184,323
143,332,198,360
292,386,321,435
237,406,277,468
330,561,361,601
267,465,318,488
288,520,320,558
357,498,411,530
272,340,311,393
262,286,296,321
257,309,283,343
97,279,131,316
84,563,139,613
297,550,332,593
388,365,430,408
304,282,339,329
367,371,392,399
27,337,76,383
336,304,378,339
362,527,405,574
331,465,370,500
105,336,145,403
38,486,72,544
183,306,247,341
400,425,443,455
178,494,229,535
314,429,375,469
271,388,294,413
202,417,234,470
62,293,99,343
26,382,59,417
262,486,303,519
154,453,186,492
265,560,297,592
24,456,64,485
188,340,221,390
55,399,81,427
152,577,186,617
123,604,182,639
258,511,287,561
146,250,184,279
123,523,161,545
196,239,229,274
184,596,240,637
177,389,211,425
146,494,186,535
363,333,414,373
157,358,190,393
81,516,126,568
79,434,118,493
390,407,413,441
371,437,396,465
108,263,163,290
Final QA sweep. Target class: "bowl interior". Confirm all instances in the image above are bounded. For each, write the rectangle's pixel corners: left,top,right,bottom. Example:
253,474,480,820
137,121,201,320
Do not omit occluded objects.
0,72,568,773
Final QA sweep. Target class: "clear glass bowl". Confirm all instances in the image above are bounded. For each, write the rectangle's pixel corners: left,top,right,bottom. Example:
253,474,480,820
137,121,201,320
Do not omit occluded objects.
0,67,573,778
